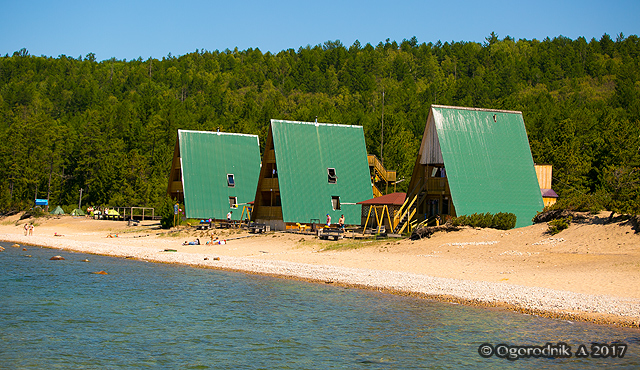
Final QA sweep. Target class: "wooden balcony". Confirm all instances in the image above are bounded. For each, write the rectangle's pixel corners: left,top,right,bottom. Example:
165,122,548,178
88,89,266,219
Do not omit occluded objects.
260,178,279,191
264,149,276,163
168,181,183,193
426,178,450,193
254,206,282,220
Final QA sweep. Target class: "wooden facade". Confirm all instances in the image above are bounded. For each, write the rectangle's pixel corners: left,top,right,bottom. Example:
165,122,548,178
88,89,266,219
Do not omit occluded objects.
252,126,284,229
167,139,184,203
406,113,456,223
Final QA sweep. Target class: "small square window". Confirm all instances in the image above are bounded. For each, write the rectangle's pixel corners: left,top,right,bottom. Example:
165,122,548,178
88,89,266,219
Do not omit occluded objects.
227,174,235,187
229,196,238,209
327,168,337,184
331,196,341,211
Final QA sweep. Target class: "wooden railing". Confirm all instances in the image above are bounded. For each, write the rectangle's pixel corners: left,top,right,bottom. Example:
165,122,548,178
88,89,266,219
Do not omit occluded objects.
253,206,282,220
368,154,397,183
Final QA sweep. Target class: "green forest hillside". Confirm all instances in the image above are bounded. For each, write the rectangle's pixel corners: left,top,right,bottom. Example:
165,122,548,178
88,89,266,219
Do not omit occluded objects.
1,33,639,215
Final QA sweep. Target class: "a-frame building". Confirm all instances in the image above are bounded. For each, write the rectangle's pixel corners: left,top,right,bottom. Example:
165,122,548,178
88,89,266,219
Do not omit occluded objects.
252,119,373,230
167,129,261,221
406,105,543,228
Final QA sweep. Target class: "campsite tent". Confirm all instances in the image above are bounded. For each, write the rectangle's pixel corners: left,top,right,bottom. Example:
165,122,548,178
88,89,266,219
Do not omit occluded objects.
50,206,65,215
71,208,85,216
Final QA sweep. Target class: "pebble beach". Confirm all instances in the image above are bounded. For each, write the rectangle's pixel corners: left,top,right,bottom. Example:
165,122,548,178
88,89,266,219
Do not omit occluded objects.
2,213,639,328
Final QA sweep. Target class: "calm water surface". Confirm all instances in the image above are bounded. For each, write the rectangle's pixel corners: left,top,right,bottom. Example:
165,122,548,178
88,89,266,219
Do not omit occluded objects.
0,241,638,369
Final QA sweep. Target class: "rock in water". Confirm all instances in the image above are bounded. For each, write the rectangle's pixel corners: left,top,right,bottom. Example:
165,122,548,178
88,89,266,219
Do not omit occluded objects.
93,271,108,275
0,246,5,251
50,256,65,260
11,244,20,248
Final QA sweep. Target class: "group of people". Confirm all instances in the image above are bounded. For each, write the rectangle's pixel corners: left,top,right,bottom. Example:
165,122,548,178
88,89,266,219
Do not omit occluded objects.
325,214,345,230
183,236,227,246
23,223,34,236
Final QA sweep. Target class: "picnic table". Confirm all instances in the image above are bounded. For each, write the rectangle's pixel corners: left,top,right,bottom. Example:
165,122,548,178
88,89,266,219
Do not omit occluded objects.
317,227,345,240
249,223,270,233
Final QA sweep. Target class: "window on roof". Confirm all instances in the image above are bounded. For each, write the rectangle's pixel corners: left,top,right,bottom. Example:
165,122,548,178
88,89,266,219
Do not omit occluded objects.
327,168,337,184
227,174,235,187
229,197,238,209
331,196,341,211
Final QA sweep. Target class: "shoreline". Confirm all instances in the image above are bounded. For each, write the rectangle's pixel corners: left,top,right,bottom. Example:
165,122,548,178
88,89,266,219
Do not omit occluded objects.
3,232,639,329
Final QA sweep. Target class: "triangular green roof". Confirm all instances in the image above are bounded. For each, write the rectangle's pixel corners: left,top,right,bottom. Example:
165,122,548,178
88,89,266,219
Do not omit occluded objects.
270,119,373,224
430,106,543,227
178,130,261,220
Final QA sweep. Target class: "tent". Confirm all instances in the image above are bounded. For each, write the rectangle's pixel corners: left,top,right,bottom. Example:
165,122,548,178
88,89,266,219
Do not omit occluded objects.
50,206,65,215
71,208,85,216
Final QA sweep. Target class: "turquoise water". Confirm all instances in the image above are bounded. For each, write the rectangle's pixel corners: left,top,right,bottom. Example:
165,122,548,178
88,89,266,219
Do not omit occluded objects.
0,242,638,369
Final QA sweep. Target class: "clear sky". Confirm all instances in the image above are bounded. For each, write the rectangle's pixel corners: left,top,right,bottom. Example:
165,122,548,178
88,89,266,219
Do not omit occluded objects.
1,0,638,61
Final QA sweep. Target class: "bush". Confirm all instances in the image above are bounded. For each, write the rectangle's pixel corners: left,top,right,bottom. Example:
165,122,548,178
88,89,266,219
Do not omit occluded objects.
548,216,572,235
451,212,517,230
492,212,517,230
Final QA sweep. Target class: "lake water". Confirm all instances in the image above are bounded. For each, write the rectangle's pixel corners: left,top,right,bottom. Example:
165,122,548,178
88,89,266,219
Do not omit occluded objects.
1,241,638,369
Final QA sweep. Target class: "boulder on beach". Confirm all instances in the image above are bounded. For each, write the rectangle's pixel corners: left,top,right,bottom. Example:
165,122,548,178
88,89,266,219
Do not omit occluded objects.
50,255,65,260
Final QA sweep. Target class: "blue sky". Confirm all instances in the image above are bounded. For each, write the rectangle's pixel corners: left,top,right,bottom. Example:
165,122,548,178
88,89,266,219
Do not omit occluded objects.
1,0,637,61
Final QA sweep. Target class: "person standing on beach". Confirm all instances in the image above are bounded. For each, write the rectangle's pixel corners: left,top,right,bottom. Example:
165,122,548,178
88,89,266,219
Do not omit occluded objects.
227,211,232,221
326,214,331,227
24,223,29,236
338,215,345,231
28,224,34,236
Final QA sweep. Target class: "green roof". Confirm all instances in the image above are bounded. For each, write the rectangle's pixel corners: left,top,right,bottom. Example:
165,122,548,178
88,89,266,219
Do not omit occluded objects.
271,120,373,224
431,106,543,227
179,130,261,220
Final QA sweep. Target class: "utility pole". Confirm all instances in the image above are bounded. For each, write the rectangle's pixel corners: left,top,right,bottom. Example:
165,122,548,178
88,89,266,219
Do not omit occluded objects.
78,188,83,210
381,90,385,165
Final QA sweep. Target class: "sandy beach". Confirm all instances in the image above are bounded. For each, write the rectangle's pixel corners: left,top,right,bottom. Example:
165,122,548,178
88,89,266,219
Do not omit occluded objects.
2,212,639,328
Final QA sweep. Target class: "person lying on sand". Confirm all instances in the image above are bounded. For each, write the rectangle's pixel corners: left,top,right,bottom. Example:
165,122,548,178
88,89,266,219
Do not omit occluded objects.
182,238,200,245
207,237,226,245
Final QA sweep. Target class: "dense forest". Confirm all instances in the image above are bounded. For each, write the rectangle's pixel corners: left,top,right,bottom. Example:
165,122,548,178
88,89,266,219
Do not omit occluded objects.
1,33,639,215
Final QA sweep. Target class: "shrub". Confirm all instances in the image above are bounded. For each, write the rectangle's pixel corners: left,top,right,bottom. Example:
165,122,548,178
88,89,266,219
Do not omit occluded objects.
548,216,572,235
451,212,517,230
492,212,517,230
